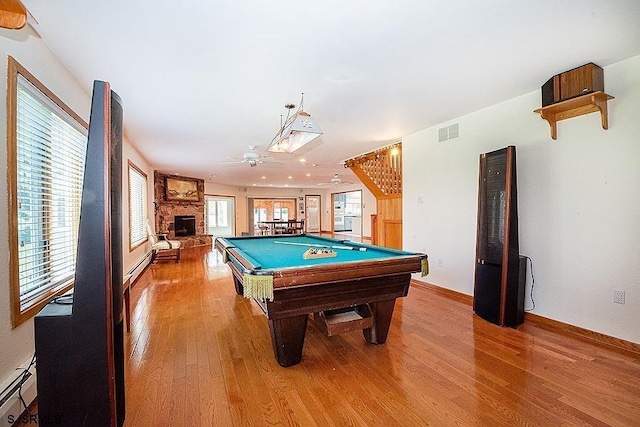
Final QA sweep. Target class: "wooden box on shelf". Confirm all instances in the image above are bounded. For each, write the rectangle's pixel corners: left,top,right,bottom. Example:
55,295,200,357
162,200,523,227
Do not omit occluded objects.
536,62,613,140
542,62,604,106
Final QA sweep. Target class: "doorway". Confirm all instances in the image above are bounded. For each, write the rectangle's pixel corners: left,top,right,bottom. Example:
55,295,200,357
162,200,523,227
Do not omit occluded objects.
247,198,297,235
205,195,235,237
304,195,321,233
332,190,362,237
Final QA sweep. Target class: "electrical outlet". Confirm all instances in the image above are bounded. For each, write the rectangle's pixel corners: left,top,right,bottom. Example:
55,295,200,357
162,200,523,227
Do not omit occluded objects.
613,290,625,304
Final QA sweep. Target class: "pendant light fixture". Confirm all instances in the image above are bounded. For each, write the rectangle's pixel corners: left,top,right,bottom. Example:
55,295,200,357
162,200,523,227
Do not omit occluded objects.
267,93,323,154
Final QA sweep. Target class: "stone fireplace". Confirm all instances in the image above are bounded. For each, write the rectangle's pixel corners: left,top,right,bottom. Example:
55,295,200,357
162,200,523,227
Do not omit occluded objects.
153,171,212,248
174,215,196,236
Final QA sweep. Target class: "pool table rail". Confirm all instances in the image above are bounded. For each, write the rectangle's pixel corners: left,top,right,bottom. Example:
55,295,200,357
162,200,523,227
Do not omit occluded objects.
264,255,424,288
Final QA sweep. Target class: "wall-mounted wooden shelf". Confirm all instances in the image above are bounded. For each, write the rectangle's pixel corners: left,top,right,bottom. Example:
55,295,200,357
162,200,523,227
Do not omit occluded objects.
0,0,27,29
534,91,614,140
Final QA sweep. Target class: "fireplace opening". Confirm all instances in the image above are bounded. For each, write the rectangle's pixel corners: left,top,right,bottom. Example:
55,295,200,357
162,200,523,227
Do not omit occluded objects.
174,215,196,236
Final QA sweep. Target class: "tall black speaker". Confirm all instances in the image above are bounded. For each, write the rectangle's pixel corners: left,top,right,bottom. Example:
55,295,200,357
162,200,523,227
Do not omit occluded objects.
34,81,125,427
473,146,524,327
110,90,126,426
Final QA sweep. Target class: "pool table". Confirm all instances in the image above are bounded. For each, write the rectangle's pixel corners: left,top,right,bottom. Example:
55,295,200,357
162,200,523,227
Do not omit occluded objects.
215,234,428,367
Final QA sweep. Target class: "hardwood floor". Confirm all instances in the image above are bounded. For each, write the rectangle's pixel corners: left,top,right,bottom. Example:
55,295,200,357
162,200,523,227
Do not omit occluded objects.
122,246,640,426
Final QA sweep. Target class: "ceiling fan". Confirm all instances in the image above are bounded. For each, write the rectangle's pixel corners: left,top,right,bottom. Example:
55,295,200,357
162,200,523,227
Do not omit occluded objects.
220,146,282,167
317,173,354,186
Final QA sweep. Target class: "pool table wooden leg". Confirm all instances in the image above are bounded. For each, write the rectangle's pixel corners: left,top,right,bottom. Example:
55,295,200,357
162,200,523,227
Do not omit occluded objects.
268,314,309,367
232,276,244,296
363,299,396,344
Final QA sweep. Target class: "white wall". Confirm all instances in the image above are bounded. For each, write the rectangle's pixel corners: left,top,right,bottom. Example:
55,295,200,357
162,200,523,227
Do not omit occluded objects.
404,55,640,344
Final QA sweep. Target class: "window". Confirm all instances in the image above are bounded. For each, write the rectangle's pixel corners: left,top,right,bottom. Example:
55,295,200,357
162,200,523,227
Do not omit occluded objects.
206,195,235,237
274,202,281,220
128,161,148,250
206,199,228,227
254,208,267,226
274,203,289,222
7,57,89,327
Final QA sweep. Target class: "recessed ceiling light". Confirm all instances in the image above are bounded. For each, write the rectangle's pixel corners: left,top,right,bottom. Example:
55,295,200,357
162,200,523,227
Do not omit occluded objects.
305,173,311,177
284,184,289,187
299,158,306,163
288,176,293,179
261,176,266,179
312,163,318,167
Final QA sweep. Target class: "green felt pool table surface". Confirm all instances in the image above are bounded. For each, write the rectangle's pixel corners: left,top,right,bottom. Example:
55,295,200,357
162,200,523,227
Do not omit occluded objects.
219,234,413,270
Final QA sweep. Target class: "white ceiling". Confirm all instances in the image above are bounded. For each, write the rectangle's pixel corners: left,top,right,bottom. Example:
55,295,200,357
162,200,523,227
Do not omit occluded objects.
21,0,640,189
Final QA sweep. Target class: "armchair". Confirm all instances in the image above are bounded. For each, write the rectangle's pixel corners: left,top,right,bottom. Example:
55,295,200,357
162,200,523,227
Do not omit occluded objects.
146,220,181,263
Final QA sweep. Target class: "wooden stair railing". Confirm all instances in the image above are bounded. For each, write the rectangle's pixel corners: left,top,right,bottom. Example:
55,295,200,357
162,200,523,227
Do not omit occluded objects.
345,143,403,248
344,143,402,199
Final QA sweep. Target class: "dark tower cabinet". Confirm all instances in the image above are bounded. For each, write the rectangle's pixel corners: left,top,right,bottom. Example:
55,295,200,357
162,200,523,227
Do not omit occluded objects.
34,81,125,427
473,145,524,328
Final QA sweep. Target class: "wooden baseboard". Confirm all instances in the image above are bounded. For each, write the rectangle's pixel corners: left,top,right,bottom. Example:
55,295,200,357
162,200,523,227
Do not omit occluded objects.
523,312,640,355
410,279,640,355
410,279,473,305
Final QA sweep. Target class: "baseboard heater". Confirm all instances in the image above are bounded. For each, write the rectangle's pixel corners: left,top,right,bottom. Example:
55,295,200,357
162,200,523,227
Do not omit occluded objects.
0,363,37,425
127,250,152,283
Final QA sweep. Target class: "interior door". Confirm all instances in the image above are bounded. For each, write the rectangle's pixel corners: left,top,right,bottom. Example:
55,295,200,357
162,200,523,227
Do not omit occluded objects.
344,190,362,236
305,195,320,233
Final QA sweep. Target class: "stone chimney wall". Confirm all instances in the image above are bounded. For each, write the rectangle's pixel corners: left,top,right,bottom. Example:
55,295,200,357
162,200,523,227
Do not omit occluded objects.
153,171,205,238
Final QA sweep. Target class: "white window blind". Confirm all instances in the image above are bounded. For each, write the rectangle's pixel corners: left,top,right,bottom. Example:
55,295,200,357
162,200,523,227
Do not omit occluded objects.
128,163,147,249
15,74,88,310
